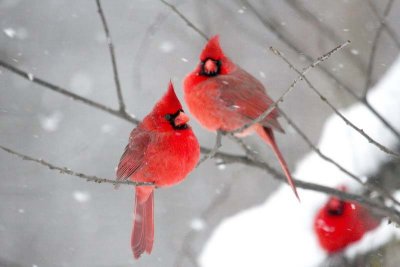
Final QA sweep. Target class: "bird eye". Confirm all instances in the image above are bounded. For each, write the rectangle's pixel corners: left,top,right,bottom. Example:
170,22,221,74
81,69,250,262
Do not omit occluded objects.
165,114,172,120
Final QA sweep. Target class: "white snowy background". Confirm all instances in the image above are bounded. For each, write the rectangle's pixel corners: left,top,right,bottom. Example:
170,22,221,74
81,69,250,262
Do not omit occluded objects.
200,55,400,267
1,1,400,266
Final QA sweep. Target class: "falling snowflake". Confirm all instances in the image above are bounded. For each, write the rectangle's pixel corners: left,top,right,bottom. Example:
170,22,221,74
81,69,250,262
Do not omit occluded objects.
159,41,175,53
3,28,16,38
73,191,91,203
39,112,63,132
190,218,206,231
217,164,226,170
351,49,359,55
101,124,114,134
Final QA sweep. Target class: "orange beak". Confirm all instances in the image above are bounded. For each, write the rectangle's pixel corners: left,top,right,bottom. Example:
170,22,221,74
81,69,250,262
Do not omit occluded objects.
174,111,190,127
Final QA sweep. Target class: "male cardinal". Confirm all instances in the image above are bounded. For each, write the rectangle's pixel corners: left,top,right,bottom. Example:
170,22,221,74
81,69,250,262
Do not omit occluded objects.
314,193,381,253
116,82,200,259
184,35,299,199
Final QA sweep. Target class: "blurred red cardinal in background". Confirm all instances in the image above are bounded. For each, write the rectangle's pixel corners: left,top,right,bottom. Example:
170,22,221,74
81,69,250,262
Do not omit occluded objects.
314,189,381,253
184,35,299,200
116,82,200,259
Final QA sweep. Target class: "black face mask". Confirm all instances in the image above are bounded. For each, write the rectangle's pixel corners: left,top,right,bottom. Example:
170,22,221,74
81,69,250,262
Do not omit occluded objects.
200,58,221,77
164,109,188,130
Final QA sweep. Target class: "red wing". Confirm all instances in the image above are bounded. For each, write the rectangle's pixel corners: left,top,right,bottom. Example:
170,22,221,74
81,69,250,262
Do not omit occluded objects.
216,68,284,132
116,128,151,181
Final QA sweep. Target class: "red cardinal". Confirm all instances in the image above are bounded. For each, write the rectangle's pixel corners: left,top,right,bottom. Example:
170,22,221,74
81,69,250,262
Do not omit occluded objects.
314,193,381,253
116,82,200,259
184,35,299,199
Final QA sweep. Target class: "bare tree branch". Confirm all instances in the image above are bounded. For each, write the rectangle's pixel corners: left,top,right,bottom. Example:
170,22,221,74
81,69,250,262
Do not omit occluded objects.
159,0,209,40
231,155,400,223
3,136,398,224
200,148,400,223
95,0,126,113
0,60,139,124
279,109,400,207
239,0,355,91
284,0,366,74
157,0,400,141
197,130,224,167
226,134,258,159
2,1,399,234
0,145,153,186
2,40,398,216
2,133,400,224
196,41,351,173
367,0,400,48
231,41,350,135
240,0,400,141
0,59,261,170
271,47,400,159
364,0,396,97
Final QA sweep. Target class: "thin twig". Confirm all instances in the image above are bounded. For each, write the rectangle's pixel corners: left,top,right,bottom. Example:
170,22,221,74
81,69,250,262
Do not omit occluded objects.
197,131,223,167
0,60,139,124
2,6,399,225
231,41,350,134
95,0,126,112
272,47,400,159
279,109,400,207
0,59,258,167
239,0,354,92
157,0,400,141
3,136,400,224
159,0,400,141
0,145,153,186
364,0,396,98
219,152,400,224
159,0,209,41
366,0,400,48
240,0,400,140
297,179,400,223
284,0,366,73
227,134,258,159
4,127,395,223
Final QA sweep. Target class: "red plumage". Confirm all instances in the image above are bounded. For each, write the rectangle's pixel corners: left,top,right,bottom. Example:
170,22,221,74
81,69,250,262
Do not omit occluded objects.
314,192,380,253
116,82,200,259
183,35,298,199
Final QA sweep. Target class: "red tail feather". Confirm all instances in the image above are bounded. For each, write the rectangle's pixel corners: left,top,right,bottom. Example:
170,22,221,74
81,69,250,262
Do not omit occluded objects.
132,187,154,259
257,126,300,201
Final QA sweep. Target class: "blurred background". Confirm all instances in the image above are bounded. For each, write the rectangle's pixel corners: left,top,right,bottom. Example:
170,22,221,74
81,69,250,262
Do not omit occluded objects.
1,0,399,266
